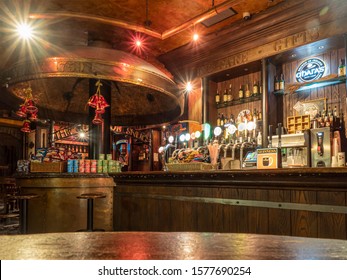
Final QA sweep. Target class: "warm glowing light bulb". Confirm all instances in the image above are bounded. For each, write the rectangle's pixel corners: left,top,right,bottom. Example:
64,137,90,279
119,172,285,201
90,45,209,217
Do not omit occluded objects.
186,82,193,92
79,132,86,139
193,33,199,41
135,40,142,47
17,23,33,39
168,135,174,143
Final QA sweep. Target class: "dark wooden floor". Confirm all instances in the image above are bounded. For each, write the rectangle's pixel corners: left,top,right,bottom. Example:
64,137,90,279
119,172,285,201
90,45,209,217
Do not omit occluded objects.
1,232,347,260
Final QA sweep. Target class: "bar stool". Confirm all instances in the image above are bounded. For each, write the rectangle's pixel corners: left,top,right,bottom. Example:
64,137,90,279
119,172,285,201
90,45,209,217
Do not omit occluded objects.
77,192,106,232
10,193,39,234
0,213,19,233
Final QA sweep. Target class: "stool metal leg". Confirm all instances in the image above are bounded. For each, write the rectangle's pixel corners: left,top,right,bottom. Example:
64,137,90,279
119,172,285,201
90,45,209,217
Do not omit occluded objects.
19,199,28,234
86,198,94,232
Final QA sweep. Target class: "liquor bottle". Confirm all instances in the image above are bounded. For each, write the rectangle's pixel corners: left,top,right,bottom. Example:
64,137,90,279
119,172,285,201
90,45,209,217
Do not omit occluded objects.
257,131,262,148
253,108,258,121
333,105,339,118
252,81,259,96
279,74,285,90
258,111,262,120
338,59,346,77
223,88,228,103
238,85,244,99
274,76,280,91
229,113,235,124
245,84,251,98
215,89,220,105
227,84,233,101
220,113,225,127
217,113,221,127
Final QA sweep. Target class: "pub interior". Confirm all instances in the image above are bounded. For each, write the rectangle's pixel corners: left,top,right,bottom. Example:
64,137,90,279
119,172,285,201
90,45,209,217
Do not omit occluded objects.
1,0,347,260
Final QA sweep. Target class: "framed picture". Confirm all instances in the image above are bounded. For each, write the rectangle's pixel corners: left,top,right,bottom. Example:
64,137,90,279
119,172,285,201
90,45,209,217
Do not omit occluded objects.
293,98,326,119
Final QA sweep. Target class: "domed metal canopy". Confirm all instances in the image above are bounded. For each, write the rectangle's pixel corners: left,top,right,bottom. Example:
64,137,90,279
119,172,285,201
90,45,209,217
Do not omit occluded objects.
1,46,184,126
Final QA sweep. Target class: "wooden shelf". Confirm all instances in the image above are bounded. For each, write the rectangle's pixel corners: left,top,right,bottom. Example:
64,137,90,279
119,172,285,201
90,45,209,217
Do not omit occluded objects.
273,75,346,96
216,95,261,108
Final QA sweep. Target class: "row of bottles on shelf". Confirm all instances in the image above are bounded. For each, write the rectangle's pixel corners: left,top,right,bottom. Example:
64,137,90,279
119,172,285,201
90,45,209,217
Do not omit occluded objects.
217,108,263,128
274,73,285,91
313,105,342,130
215,81,262,105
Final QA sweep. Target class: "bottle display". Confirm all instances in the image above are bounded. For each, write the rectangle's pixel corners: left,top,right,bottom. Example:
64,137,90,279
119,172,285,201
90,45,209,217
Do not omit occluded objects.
252,81,259,96
338,59,346,77
215,89,220,104
279,74,285,90
217,113,221,127
227,84,233,101
245,84,251,98
223,88,228,103
238,85,244,99
274,76,280,91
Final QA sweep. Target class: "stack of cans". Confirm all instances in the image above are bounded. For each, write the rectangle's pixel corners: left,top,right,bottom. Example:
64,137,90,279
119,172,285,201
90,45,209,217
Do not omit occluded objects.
79,160,85,173
67,159,79,173
97,159,103,173
84,160,91,173
91,160,97,173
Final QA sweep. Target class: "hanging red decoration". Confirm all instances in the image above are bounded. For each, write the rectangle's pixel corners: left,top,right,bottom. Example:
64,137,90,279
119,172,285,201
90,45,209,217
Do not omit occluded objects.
16,86,39,133
20,120,31,133
87,80,109,125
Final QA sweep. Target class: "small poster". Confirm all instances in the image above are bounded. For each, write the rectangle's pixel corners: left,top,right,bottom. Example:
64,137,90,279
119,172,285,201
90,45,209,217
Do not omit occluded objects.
257,148,281,169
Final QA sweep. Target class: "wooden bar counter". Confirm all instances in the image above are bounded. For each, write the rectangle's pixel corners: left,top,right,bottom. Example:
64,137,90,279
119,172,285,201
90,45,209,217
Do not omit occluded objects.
14,173,115,233
112,168,347,240
1,231,347,260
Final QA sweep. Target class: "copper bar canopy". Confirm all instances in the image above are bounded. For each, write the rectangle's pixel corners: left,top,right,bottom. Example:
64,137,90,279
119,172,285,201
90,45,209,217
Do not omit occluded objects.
0,46,184,126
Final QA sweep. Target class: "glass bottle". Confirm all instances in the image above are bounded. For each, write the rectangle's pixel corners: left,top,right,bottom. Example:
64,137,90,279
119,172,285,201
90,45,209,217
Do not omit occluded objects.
217,113,221,127
223,88,228,103
227,84,233,101
252,81,259,96
338,59,346,77
238,84,244,99
215,89,220,105
279,74,285,90
274,76,280,91
245,84,251,98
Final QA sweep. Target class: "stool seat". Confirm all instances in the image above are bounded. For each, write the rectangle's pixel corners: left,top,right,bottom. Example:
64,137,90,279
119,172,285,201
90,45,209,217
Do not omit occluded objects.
11,194,39,200
77,192,106,232
0,213,19,219
77,193,106,200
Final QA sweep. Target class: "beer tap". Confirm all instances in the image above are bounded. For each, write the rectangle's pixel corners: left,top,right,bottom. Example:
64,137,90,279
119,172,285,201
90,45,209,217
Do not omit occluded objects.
268,125,273,148
277,123,282,149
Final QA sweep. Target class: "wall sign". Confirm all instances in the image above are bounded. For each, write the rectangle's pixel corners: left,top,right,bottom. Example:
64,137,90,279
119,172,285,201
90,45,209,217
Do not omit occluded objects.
295,58,326,82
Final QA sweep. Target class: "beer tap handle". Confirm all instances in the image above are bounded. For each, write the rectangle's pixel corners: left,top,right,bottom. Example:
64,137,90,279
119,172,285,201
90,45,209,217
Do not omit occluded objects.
268,125,273,148
278,123,282,149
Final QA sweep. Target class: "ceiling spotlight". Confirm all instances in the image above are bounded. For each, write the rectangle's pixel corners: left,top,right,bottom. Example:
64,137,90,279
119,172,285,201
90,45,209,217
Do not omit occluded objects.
193,33,199,41
135,40,142,47
17,23,33,39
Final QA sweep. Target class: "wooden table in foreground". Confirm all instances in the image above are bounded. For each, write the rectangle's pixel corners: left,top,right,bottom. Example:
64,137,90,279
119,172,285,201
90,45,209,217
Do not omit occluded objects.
1,232,347,260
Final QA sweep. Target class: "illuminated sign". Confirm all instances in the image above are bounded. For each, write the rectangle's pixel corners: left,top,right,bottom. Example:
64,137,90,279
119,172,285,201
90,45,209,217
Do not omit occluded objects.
295,58,326,82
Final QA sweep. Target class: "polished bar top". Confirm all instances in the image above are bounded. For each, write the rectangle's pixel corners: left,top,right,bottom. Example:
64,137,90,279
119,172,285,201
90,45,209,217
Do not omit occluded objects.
1,232,347,260
111,168,347,188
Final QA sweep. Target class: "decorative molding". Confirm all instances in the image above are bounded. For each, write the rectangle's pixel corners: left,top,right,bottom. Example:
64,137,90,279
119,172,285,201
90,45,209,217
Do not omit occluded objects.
197,27,320,77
